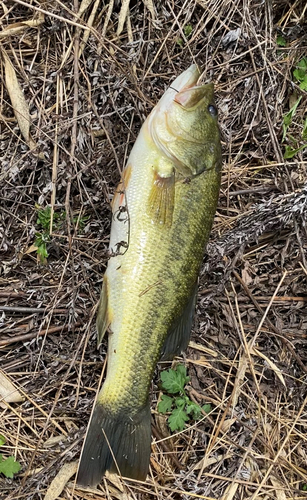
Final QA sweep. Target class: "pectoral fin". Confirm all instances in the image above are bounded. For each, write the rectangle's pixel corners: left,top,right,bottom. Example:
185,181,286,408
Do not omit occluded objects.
96,275,110,347
160,283,198,360
147,171,175,226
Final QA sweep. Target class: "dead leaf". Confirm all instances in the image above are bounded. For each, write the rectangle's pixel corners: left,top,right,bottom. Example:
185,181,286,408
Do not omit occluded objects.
44,435,66,448
24,244,39,255
221,417,237,433
76,0,93,18
105,472,133,500
270,476,287,500
44,461,78,500
0,13,44,38
2,48,36,150
250,347,286,387
232,350,248,407
0,369,24,404
79,0,100,56
193,453,224,471
143,0,156,20
222,483,239,500
188,341,218,357
117,0,130,35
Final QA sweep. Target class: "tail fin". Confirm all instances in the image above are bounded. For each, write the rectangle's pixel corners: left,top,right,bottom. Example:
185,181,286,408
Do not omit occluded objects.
77,402,151,486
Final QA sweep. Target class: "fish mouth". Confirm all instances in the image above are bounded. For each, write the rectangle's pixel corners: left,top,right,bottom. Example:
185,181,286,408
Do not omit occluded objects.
171,65,214,109
169,64,200,93
154,65,201,113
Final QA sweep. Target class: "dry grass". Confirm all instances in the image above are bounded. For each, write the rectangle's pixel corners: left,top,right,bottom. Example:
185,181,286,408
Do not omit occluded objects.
0,0,307,499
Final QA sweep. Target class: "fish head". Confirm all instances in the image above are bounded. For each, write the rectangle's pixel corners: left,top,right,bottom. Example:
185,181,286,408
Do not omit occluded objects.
148,65,222,178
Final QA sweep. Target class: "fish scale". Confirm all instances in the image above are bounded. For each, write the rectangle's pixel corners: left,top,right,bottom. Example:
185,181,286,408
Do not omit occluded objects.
77,64,222,486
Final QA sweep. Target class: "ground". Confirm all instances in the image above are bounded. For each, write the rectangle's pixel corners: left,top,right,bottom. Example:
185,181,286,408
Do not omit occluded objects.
0,1,307,499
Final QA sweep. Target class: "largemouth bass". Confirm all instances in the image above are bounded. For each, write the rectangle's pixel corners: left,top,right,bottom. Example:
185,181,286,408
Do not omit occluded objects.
77,64,222,486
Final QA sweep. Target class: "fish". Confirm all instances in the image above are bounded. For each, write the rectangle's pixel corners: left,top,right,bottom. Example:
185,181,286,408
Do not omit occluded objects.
77,64,222,486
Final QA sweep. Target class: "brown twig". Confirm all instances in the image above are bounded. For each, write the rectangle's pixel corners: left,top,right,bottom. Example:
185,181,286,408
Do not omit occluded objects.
0,322,82,347
152,425,182,471
233,270,307,373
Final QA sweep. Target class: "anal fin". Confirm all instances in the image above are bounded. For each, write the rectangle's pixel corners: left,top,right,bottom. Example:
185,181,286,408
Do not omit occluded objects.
160,283,198,361
147,171,175,226
96,275,110,347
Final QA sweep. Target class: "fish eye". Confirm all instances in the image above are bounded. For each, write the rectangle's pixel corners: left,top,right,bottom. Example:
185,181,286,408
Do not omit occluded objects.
208,104,218,117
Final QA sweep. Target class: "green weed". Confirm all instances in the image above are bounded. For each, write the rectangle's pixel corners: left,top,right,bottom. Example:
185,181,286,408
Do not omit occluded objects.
281,58,307,159
276,35,286,47
293,57,307,91
34,206,88,263
0,434,21,479
158,364,211,432
34,206,61,264
176,24,193,47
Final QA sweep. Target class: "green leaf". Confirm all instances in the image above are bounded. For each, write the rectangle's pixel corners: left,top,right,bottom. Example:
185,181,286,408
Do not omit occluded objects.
37,206,52,229
160,365,189,394
36,206,63,231
174,396,186,409
168,408,189,431
282,96,302,141
36,242,48,262
186,401,202,419
284,144,307,159
299,78,307,91
158,395,173,414
73,215,89,231
298,57,307,71
176,364,189,383
202,403,212,414
0,435,6,446
184,24,193,37
276,35,286,47
293,68,306,82
0,455,21,478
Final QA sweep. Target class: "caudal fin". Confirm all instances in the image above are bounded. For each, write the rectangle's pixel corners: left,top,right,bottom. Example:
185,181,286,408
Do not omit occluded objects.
77,402,151,486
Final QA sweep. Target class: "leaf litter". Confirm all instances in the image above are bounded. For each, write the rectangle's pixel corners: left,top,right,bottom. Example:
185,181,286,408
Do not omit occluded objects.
0,0,307,499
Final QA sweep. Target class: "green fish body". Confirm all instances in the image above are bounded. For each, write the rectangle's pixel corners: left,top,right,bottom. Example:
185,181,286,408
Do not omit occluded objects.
77,64,222,486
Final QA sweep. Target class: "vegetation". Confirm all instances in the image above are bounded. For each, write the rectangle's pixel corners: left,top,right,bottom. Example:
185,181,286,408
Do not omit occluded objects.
281,57,307,159
35,206,89,263
158,364,211,432
0,435,21,479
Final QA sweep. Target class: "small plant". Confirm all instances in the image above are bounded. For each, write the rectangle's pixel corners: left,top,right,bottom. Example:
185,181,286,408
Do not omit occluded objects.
276,34,286,47
34,206,61,264
176,24,193,47
0,434,21,479
34,206,89,263
183,24,193,38
293,57,307,91
282,96,307,159
281,57,307,159
73,214,90,231
157,364,211,432
282,96,302,142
